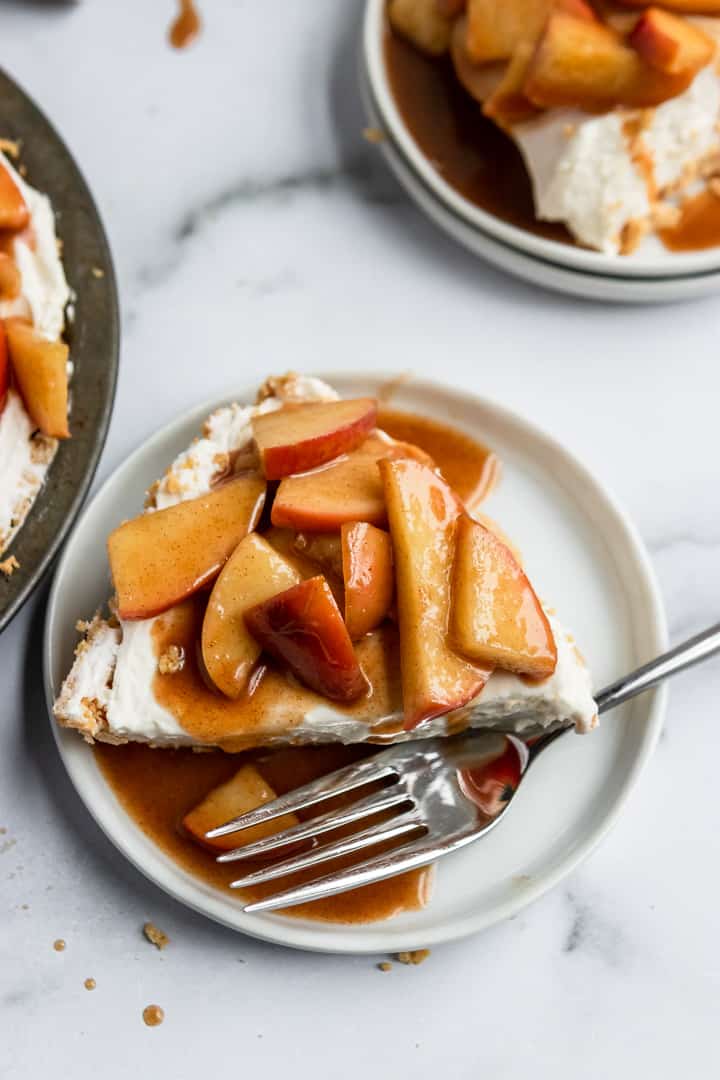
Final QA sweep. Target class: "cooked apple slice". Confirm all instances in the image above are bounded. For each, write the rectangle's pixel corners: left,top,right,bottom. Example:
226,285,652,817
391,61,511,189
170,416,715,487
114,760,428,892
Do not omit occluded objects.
629,7,713,74
466,0,552,63
450,516,557,678
523,11,698,109
483,40,540,126
0,321,8,414
5,318,69,438
183,764,299,853
201,534,301,699
292,531,344,578
251,398,377,481
380,459,492,730
108,473,266,620
341,522,394,641
451,18,506,104
0,166,29,232
388,0,456,55
244,576,368,703
271,432,433,531
0,253,21,301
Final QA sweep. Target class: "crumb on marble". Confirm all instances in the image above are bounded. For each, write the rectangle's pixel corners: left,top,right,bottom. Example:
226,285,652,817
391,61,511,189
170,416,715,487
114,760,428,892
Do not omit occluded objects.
363,126,386,144
378,961,393,972
143,922,170,950
396,949,430,966
0,555,20,577
143,1004,165,1027
157,645,185,676
53,939,66,952
84,977,96,991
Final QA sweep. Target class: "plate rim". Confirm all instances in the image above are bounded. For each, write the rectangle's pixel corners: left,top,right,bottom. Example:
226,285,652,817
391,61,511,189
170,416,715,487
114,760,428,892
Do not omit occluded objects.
363,0,720,281
43,373,668,954
0,68,120,632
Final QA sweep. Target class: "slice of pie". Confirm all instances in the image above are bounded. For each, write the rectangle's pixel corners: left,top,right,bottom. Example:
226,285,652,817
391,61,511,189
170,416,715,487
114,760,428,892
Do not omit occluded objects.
0,148,71,557
53,373,597,749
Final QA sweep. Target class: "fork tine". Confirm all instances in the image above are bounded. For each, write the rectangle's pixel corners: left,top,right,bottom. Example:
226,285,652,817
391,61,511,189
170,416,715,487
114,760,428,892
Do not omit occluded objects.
241,833,452,912
216,786,413,863
205,758,398,839
229,814,424,889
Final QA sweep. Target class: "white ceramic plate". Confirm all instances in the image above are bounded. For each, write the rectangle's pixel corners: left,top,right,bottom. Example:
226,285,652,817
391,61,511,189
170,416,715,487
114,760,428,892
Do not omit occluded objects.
361,72,720,303
363,0,720,282
44,374,667,954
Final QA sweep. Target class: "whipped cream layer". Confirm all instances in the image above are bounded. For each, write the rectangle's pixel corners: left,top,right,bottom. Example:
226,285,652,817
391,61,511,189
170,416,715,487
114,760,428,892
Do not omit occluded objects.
513,65,720,254
0,151,70,553
54,375,597,747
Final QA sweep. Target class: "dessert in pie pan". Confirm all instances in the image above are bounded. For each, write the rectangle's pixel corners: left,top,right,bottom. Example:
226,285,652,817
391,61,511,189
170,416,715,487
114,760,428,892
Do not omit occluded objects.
45,373,666,952
364,0,720,280
0,71,118,631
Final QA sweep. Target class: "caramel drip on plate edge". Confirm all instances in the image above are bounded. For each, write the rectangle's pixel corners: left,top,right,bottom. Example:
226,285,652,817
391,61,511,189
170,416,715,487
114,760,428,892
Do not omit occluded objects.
95,408,497,924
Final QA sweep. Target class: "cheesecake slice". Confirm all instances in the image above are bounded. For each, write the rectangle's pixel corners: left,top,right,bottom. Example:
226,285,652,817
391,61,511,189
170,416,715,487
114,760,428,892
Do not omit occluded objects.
0,149,71,555
54,374,597,749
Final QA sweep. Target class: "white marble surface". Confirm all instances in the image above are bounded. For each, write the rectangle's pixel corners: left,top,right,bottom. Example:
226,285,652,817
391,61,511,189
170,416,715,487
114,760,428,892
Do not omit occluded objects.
1,1,719,1076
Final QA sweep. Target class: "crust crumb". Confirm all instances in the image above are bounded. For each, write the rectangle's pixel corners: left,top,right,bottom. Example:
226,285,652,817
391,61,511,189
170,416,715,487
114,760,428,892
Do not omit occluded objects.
363,126,386,144
377,961,393,972
84,977,96,991
80,697,107,732
53,939,66,952
30,433,57,465
143,921,170,950
396,949,430,966
142,1004,165,1027
91,266,105,279
0,554,20,577
157,645,185,675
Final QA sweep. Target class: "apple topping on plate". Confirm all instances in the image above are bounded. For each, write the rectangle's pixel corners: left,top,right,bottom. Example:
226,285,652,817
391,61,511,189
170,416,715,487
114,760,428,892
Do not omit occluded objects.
183,763,299,852
251,397,377,480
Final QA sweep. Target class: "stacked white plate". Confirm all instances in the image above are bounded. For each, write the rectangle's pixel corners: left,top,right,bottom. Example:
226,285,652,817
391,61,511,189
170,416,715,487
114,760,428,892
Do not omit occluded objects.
362,0,720,303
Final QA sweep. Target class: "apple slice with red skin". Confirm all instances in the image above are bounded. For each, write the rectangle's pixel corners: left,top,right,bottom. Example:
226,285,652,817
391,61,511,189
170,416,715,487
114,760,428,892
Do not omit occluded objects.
201,533,301,699
449,516,557,678
341,522,394,641
629,7,713,74
252,398,377,481
5,318,69,438
244,575,368,703
0,321,9,415
380,458,492,731
271,432,434,532
0,166,29,232
108,472,266,621
183,764,299,853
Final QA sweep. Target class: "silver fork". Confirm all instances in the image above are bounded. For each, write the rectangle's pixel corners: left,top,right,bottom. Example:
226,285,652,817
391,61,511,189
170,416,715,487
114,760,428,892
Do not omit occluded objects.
206,623,720,913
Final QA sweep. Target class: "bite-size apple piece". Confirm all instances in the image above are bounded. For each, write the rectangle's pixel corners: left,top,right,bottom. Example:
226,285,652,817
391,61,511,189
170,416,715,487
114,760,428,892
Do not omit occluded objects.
450,516,557,678
5,318,69,438
523,11,698,110
0,166,29,232
451,17,506,104
0,321,8,414
380,459,492,731
388,0,456,56
341,522,394,641
201,533,301,699
629,7,713,74
108,472,266,621
483,40,540,127
183,764,299,853
244,576,368,703
466,0,552,63
251,398,377,481
271,432,433,532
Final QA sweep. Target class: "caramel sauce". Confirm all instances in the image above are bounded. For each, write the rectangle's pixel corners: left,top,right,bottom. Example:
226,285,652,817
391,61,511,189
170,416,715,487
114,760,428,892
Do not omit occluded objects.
95,408,496,923
659,189,720,252
169,0,201,50
378,406,499,509
384,27,572,245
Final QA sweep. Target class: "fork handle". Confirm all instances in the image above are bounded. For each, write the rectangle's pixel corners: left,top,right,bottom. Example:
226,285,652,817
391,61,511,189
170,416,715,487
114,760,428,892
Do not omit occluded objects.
595,621,720,715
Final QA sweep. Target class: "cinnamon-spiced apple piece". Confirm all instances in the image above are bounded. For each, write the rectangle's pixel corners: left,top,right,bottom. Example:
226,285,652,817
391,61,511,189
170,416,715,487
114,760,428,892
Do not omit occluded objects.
341,521,394,640
5,318,69,438
108,473,266,621
449,516,557,678
244,576,368,703
183,764,299,852
201,534,301,699
251,398,377,480
380,458,492,730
